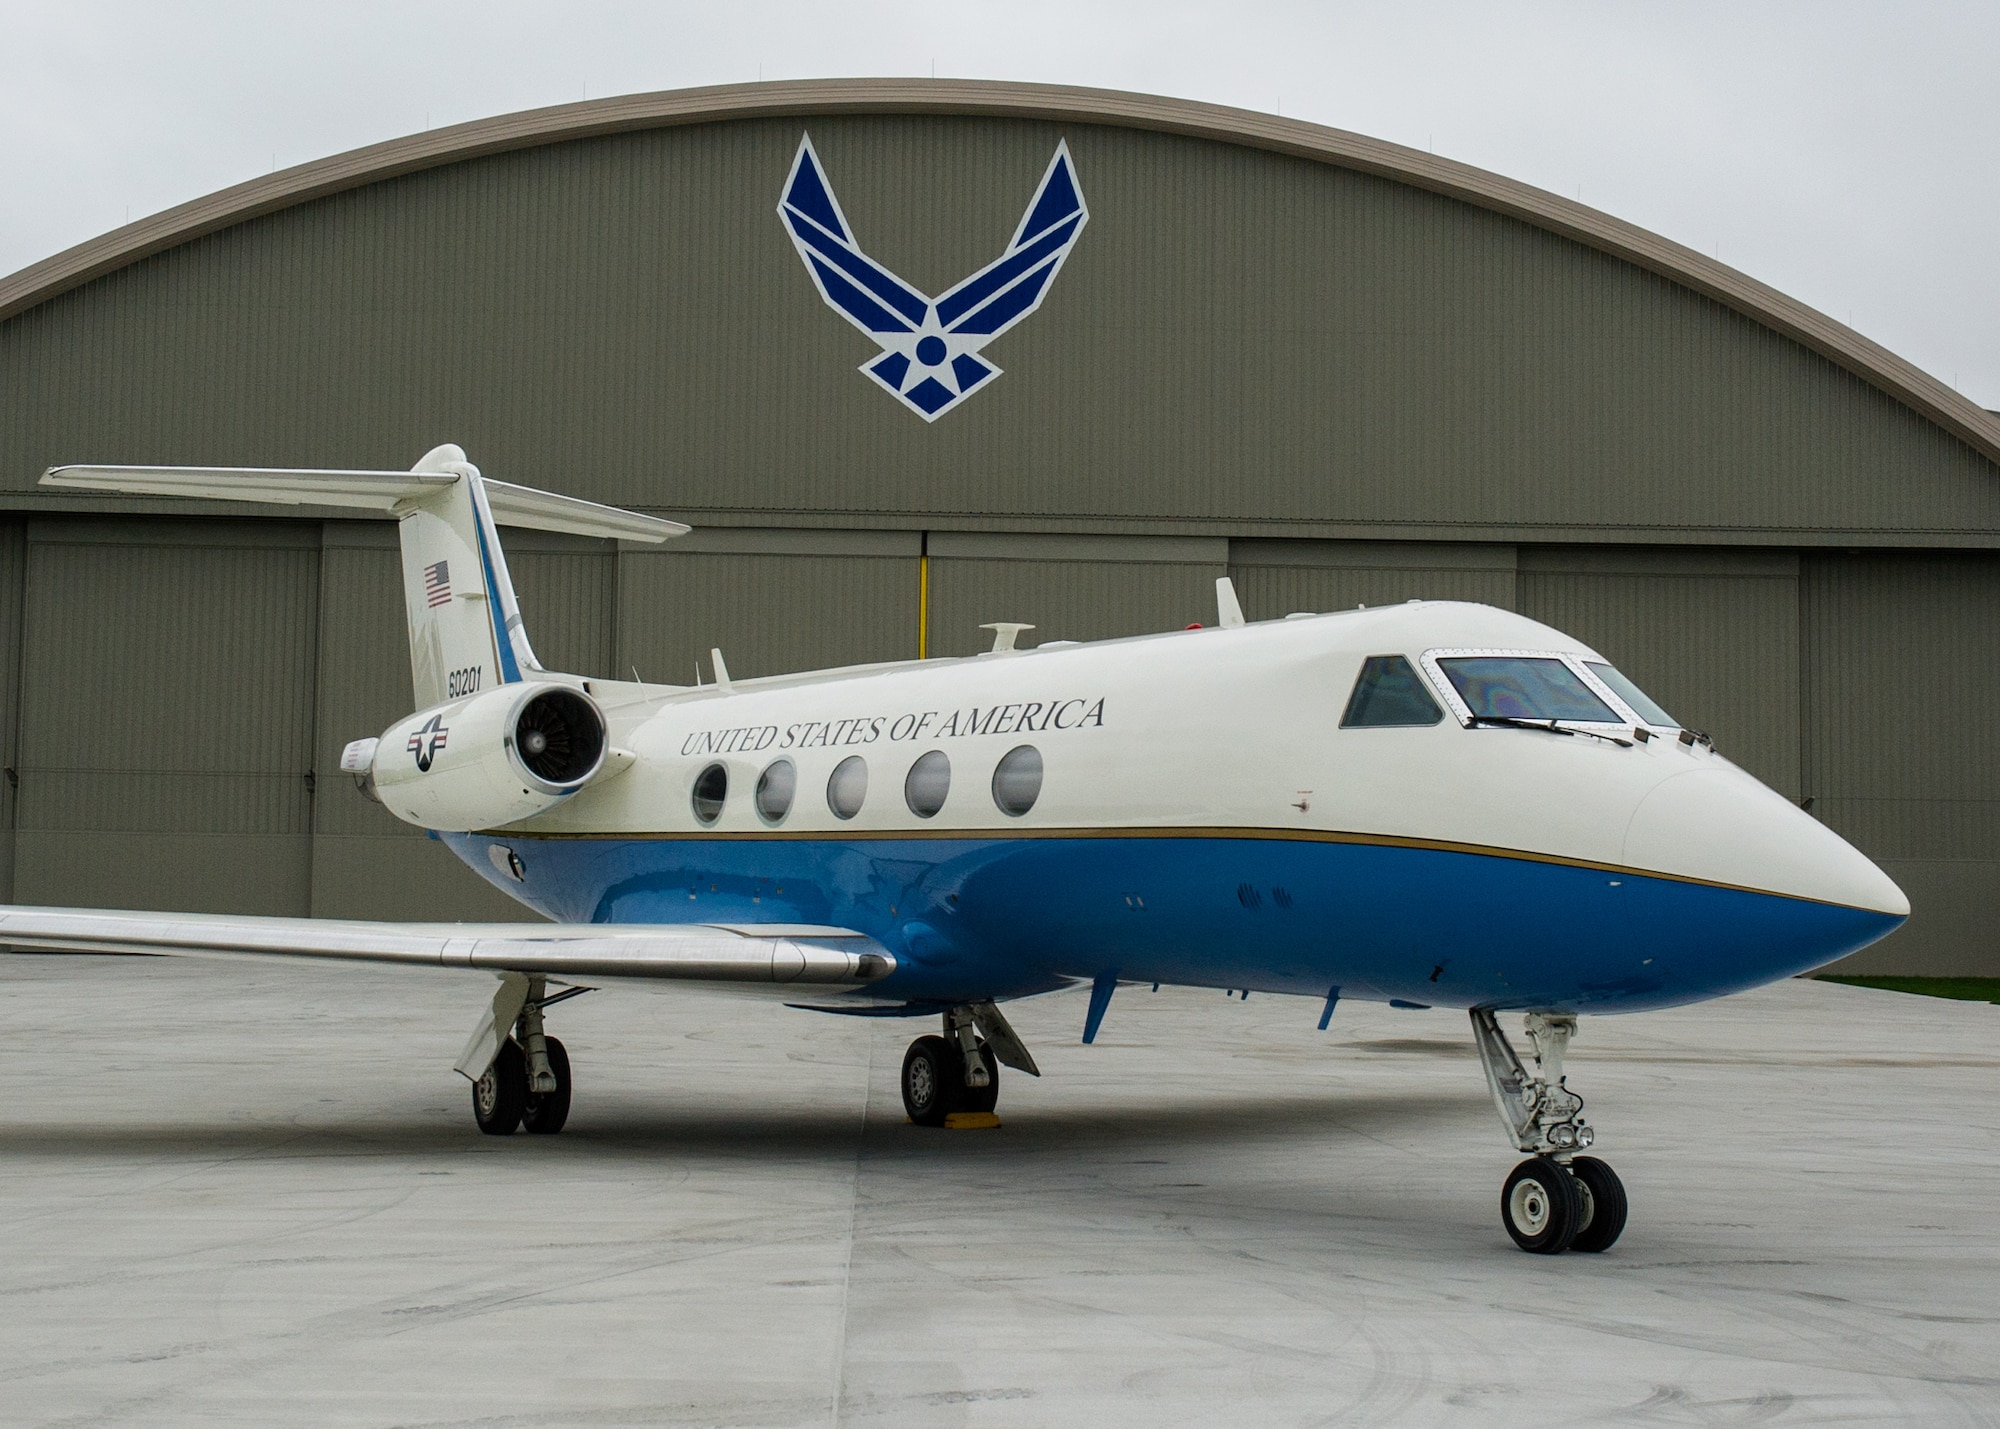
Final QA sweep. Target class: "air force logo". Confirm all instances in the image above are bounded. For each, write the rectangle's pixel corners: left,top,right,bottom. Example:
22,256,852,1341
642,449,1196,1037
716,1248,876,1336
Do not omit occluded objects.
778,133,1088,421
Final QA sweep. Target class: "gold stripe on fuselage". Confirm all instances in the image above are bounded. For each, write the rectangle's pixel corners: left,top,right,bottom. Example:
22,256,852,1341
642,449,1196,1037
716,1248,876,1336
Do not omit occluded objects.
471,823,1859,910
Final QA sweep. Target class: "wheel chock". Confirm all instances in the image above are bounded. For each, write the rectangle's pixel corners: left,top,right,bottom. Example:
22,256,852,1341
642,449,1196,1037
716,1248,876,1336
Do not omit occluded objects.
942,1112,1001,1130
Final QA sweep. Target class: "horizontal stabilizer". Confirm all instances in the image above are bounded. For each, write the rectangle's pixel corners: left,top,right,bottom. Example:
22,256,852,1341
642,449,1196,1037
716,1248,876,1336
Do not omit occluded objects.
0,907,893,987
40,464,687,544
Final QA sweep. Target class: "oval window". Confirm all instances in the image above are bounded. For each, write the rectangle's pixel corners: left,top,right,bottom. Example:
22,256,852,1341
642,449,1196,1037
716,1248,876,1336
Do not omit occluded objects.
905,750,951,818
691,762,727,825
754,759,796,824
991,745,1043,817
827,755,868,820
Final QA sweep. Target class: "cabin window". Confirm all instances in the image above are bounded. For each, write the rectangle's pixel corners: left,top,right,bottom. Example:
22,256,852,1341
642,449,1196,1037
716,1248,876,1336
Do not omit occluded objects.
1437,657,1619,723
827,755,868,820
755,759,796,824
691,762,728,825
905,750,951,818
1585,662,1678,727
991,745,1043,816
1340,655,1445,727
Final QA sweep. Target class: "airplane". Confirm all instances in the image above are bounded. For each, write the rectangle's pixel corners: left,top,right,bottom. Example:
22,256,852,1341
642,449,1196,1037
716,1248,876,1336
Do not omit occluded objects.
0,445,1908,1255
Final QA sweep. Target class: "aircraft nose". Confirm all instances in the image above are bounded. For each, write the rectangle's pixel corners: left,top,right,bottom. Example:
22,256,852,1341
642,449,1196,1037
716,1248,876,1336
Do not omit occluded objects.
1623,765,1909,917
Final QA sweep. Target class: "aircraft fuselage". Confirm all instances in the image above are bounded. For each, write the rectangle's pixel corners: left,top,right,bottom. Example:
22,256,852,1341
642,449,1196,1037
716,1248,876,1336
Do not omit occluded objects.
449,600,1906,1014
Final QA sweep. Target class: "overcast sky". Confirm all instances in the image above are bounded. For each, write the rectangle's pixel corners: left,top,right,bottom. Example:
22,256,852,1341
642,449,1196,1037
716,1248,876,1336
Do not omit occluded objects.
5,2,1996,403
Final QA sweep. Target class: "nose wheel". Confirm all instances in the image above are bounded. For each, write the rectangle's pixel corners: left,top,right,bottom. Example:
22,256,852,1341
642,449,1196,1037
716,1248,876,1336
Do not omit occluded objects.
1502,1156,1580,1253
1565,1155,1628,1253
1498,1153,1628,1253
1473,1009,1628,1254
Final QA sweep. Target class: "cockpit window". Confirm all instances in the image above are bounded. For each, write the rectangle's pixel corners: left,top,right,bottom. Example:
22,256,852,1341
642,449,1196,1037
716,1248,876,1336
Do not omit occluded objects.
1585,662,1677,727
1341,655,1444,727
1437,656,1619,723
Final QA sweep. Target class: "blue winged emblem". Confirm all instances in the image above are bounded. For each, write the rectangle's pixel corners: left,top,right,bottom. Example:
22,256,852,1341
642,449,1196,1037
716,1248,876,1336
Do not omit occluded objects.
778,133,1089,421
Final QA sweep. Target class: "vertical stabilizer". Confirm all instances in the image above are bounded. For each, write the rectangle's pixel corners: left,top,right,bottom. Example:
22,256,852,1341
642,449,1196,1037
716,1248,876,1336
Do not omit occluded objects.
38,446,686,713
397,444,541,708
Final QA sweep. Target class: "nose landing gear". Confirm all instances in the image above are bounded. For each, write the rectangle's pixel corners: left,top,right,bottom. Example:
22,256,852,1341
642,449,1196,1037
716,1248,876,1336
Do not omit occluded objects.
1472,1009,1628,1254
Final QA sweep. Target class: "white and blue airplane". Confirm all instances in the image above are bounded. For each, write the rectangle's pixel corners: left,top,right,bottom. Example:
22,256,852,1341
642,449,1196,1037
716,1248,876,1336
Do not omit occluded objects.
1,447,1907,1254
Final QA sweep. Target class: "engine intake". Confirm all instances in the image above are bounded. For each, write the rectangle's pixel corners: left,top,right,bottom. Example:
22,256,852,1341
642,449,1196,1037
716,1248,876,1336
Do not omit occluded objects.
512,687,606,790
368,683,610,831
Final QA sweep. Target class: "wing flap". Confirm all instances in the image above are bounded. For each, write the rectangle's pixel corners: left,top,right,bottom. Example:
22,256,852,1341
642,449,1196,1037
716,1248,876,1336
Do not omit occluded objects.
0,907,894,987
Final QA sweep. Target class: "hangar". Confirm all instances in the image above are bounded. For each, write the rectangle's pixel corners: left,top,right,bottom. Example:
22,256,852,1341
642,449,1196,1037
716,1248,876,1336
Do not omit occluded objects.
0,79,1992,971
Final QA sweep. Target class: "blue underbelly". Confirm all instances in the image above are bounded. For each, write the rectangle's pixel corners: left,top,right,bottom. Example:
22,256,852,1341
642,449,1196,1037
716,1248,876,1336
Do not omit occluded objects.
442,832,1903,1014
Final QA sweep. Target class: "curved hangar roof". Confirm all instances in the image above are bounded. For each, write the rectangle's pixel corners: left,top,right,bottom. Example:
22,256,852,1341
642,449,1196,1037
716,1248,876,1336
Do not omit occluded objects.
3,79,1997,545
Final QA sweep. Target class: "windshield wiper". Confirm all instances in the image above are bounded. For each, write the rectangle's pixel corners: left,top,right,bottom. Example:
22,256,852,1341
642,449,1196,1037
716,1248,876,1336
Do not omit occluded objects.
1468,715,1632,748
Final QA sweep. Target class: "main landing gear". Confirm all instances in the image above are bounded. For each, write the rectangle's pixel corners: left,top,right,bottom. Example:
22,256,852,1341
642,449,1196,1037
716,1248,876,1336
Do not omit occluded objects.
900,1003,1040,1127
461,974,583,1136
1471,1009,1628,1255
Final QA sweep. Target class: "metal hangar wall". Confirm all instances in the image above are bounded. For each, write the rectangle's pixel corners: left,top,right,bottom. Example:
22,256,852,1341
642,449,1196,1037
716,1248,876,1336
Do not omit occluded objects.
0,81,1994,972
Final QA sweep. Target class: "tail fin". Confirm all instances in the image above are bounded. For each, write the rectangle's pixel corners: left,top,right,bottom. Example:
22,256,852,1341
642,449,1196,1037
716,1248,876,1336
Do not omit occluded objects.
41,445,685,707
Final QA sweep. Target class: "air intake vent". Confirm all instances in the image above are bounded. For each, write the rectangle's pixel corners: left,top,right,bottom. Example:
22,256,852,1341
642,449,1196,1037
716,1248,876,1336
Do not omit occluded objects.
513,688,605,787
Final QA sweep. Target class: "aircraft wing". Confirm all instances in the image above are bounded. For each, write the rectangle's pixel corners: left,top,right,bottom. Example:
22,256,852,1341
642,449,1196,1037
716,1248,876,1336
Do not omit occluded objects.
0,906,895,988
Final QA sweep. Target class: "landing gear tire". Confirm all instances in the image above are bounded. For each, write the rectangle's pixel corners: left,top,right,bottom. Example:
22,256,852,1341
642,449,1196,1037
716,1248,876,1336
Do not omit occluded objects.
523,1035,572,1135
1502,1156,1581,1254
473,1038,528,1135
1565,1156,1627,1253
902,1035,961,1126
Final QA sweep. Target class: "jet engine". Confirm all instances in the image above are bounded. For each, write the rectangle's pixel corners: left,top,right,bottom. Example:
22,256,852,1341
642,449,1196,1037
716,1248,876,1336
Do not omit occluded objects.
359,684,609,831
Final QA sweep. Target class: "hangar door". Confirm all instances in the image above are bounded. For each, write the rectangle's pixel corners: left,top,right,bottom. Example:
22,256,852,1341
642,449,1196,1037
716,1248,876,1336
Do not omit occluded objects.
1227,541,1517,619
1803,551,2000,974
619,529,920,682
0,519,22,902
925,534,1225,657
1518,548,1802,799
12,519,319,914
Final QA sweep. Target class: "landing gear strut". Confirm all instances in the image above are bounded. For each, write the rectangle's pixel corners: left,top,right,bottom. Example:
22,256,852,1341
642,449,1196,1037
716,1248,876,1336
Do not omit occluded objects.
463,974,581,1136
1471,1009,1627,1254
901,1002,1039,1127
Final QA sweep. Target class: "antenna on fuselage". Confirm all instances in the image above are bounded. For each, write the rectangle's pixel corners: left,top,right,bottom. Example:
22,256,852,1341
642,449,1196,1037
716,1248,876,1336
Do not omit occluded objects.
980,622,1034,653
1215,577,1246,628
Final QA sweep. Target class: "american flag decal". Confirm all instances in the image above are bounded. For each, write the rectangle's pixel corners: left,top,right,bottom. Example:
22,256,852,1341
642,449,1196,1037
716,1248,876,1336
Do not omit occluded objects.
423,561,452,608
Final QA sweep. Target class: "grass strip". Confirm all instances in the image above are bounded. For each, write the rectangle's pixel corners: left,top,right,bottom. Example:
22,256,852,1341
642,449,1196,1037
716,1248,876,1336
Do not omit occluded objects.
1816,975,2000,1005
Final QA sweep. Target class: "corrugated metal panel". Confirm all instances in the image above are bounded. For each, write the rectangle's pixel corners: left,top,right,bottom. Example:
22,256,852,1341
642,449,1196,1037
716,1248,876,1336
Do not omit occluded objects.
618,548,920,683
927,542,1227,657
1803,553,2000,842
310,526,418,850
1519,547,1800,796
13,518,318,912
1802,551,2000,974
4,118,1998,541
505,535,616,680
1229,540,1516,618
306,520,558,920
0,518,23,901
